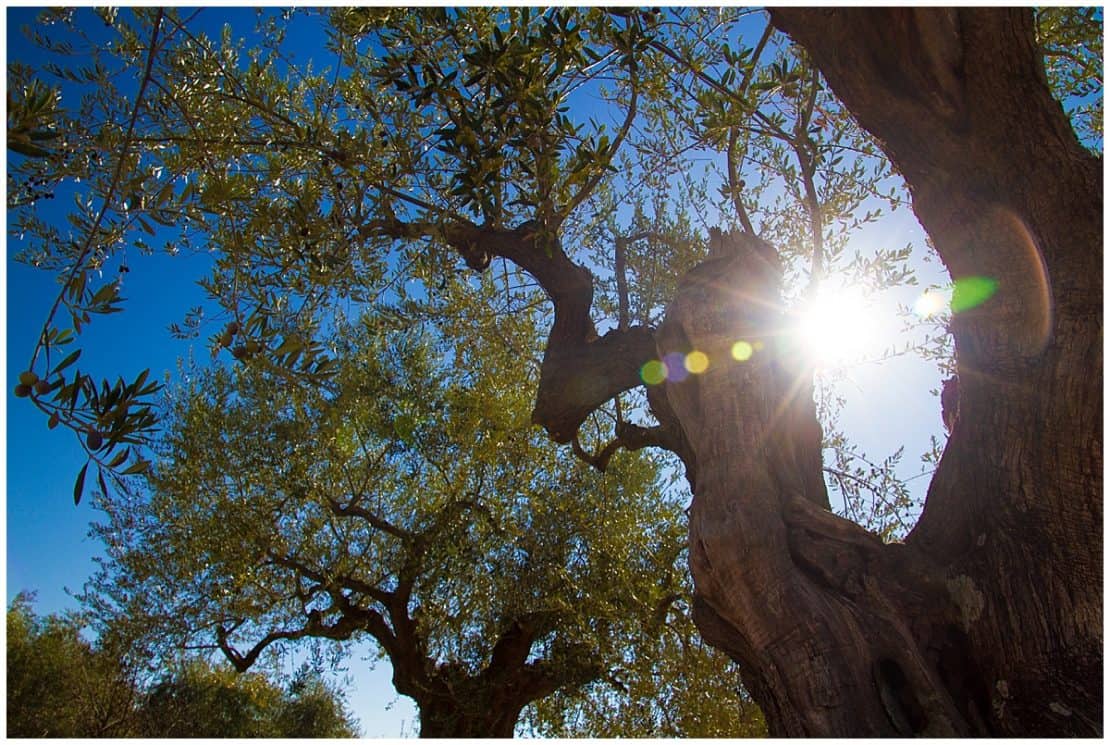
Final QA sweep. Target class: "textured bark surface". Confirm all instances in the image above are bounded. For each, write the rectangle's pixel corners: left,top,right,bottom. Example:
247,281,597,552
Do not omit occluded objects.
655,8,1104,736
412,673,539,738
658,232,981,735
394,614,590,738
417,701,520,738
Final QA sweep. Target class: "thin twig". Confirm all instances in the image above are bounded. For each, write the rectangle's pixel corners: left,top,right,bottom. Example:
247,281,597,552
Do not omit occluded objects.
725,21,774,235
796,64,825,296
614,235,631,332
726,127,756,234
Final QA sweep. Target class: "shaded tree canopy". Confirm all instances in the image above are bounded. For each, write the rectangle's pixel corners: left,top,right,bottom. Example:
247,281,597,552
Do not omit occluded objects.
9,6,1102,737
6,594,358,737
137,660,358,738
7,593,137,738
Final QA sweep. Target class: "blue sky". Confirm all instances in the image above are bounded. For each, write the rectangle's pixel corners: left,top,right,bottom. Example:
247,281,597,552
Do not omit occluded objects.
5,7,951,736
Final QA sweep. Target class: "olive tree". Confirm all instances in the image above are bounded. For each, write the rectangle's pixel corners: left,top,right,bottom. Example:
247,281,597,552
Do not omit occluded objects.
10,7,1101,735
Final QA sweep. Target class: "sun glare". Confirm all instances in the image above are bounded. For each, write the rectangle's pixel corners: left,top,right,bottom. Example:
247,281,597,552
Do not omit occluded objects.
796,284,878,367
913,288,949,318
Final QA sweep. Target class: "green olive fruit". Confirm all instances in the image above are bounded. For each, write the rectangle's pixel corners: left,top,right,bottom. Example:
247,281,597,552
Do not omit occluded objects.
231,345,247,360
34,380,51,395
227,321,240,335
219,330,234,347
244,341,261,354
14,384,32,398
86,430,104,450
19,371,39,386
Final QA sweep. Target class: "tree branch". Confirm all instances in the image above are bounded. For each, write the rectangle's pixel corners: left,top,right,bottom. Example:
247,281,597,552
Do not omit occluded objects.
362,209,668,447
483,612,555,676
794,65,826,292
572,419,690,473
267,551,395,606
216,596,399,675
216,623,308,673
324,495,413,542
726,20,774,236
401,218,661,442
726,126,756,234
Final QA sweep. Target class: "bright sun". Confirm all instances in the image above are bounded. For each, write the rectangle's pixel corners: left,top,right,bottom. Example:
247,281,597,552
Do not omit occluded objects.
795,284,878,367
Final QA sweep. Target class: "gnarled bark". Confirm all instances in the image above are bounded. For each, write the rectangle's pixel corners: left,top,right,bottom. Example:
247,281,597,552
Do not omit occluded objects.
399,616,599,738
663,8,1101,736
657,232,982,735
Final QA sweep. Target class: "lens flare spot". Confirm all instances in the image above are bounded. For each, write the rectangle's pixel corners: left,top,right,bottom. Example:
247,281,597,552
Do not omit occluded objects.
685,350,709,374
640,359,667,385
663,352,689,382
731,340,754,361
950,276,999,314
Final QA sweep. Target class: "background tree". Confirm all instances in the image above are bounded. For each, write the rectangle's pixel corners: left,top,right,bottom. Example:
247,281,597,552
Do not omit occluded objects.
7,593,138,737
10,6,1102,736
7,595,357,737
135,661,357,738
273,666,362,738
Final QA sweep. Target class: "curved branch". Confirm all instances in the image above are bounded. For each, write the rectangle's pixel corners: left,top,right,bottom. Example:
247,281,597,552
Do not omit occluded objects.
217,600,398,674
571,417,692,473
217,623,306,673
439,220,661,442
325,495,413,542
570,432,622,472
267,551,395,606
363,214,663,445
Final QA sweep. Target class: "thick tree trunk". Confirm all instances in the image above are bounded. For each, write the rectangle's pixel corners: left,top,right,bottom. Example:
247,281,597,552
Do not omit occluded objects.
659,233,979,735
666,8,1100,736
410,660,564,738
390,615,581,738
416,697,522,738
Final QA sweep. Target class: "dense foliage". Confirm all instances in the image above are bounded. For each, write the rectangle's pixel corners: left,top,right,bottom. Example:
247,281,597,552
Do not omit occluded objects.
137,661,357,738
1036,6,1103,147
